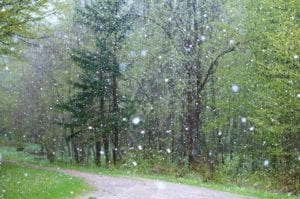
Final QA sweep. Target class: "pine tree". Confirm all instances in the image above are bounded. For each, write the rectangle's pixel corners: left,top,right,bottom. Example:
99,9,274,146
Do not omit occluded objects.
58,0,134,165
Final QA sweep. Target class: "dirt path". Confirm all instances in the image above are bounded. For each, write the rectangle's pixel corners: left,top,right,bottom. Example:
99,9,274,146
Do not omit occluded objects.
6,161,255,199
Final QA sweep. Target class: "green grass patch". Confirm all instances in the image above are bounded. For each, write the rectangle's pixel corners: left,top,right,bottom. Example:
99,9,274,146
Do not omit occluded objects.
0,162,91,199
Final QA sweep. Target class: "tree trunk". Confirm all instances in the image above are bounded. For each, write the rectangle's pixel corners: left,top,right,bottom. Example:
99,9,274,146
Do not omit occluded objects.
95,140,101,166
103,134,110,165
112,75,119,165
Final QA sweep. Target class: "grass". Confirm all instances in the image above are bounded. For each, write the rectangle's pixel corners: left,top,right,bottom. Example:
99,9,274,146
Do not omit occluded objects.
0,144,299,199
0,162,91,199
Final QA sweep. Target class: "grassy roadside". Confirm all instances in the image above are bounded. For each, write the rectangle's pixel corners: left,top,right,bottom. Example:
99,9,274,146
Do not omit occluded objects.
0,145,298,199
0,163,92,199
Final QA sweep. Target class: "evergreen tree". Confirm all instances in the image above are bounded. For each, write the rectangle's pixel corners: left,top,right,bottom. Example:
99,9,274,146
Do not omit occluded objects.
58,0,134,165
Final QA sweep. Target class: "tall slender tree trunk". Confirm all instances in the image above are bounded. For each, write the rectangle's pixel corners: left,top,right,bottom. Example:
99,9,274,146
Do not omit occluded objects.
186,69,195,167
103,133,110,165
95,140,101,166
71,128,79,164
112,75,119,165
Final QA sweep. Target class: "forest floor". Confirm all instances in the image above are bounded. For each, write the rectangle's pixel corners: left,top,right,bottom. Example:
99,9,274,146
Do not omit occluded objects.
5,160,254,199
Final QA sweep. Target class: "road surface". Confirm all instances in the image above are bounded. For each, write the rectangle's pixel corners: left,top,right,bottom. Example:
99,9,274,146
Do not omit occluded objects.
7,161,255,199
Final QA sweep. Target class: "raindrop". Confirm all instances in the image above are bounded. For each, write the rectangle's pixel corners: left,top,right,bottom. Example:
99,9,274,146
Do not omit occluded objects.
249,126,255,131
5,66,9,71
165,78,169,83
293,55,299,59
140,130,145,134
297,94,300,98
218,131,222,136
88,126,93,130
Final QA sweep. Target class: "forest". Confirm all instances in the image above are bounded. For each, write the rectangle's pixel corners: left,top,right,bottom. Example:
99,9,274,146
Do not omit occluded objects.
0,0,299,198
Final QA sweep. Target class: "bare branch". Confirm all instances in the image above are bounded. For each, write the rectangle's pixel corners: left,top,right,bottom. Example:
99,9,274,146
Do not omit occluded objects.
199,42,240,91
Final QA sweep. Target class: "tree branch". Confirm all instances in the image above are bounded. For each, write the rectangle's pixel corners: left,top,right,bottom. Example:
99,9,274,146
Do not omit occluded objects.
199,42,240,91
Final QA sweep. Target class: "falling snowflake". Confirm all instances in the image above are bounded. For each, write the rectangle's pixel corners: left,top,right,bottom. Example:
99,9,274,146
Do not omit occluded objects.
141,50,147,57
166,148,171,153
138,145,143,150
199,35,206,42
132,117,141,125
140,130,145,134
263,160,269,167
241,117,247,123
231,84,239,93
156,181,166,190
132,161,137,166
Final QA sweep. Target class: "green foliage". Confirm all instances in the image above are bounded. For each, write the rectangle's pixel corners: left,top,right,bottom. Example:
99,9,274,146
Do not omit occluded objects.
0,0,48,56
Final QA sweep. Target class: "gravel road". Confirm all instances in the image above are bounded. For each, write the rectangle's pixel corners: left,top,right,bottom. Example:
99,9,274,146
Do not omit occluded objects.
7,161,255,199
62,169,254,199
